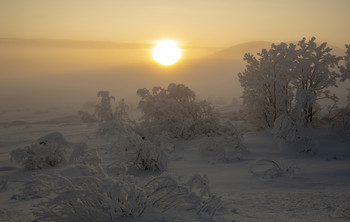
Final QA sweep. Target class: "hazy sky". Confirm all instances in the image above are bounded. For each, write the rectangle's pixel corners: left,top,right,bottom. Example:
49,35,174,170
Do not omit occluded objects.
1,0,349,48
1,0,350,112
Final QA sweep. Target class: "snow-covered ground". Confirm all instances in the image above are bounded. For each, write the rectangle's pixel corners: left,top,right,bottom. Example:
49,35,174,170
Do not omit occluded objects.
0,107,349,221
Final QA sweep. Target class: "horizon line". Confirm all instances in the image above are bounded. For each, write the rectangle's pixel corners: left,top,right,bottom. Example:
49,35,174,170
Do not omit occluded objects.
0,37,218,50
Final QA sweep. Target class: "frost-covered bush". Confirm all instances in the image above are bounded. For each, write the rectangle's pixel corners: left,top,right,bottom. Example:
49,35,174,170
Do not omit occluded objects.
134,139,168,171
80,91,131,125
271,114,299,141
199,122,246,161
12,179,52,200
145,131,175,152
322,90,350,122
94,91,131,123
10,133,68,170
144,174,222,218
111,131,168,171
13,158,105,201
25,171,220,220
137,83,219,139
10,132,88,170
11,172,76,200
94,111,168,171
331,116,350,140
77,111,96,123
187,174,222,217
94,95,135,141
249,159,296,179
331,116,350,133
187,174,212,198
34,174,148,221
72,148,105,177
97,119,135,141
333,201,350,219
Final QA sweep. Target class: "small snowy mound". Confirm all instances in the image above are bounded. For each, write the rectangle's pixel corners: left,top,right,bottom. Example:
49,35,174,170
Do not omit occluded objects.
37,132,70,146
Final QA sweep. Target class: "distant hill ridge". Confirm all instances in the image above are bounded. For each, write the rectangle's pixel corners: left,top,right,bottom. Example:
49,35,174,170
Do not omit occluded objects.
209,41,272,60
209,40,345,60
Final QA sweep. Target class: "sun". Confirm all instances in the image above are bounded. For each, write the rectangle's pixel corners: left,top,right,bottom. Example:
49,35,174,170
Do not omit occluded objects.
152,40,182,66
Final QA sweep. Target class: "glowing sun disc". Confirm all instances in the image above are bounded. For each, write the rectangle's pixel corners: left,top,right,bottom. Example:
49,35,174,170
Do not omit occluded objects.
152,40,181,66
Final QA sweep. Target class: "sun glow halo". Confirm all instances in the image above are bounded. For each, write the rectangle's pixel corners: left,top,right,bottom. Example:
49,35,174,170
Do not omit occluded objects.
152,40,182,66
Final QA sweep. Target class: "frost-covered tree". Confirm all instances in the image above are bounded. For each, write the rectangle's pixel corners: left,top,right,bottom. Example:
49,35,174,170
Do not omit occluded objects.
327,44,350,137
293,37,342,124
94,91,115,122
137,83,219,138
114,98,129,122
80,91,131,124
321,45,350,122
238,42,295,127
340,44,350,112
271,114,299,141
239,37,343,128
340,44,350,78
294,88,316,123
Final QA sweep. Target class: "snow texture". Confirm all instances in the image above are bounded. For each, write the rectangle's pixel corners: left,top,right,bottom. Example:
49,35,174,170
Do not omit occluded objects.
1,91,350,221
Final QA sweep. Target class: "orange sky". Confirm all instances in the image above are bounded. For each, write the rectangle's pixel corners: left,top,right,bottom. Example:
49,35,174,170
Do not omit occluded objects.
0,0,349,75
1,0,349,52
0,0,349,111
1,0,349,73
